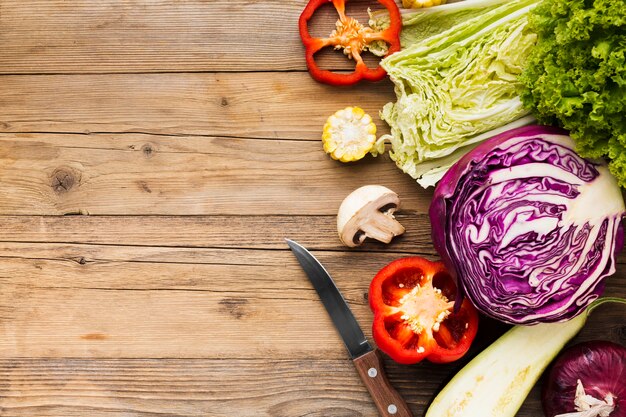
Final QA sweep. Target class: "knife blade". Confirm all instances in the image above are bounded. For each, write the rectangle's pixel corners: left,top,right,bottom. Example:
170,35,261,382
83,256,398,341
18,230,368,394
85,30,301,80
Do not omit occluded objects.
286,239,412,417
286,238,371,359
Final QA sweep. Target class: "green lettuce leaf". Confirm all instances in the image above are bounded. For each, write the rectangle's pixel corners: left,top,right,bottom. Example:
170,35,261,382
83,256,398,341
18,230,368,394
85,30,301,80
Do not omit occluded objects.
520,0,626,187
372,0,539,187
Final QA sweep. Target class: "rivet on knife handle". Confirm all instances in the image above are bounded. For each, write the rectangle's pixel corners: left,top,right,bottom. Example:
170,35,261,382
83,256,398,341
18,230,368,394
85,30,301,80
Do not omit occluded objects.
353,349,412,417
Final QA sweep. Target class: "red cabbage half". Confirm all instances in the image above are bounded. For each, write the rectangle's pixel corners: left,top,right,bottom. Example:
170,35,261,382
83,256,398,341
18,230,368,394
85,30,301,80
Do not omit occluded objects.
430,125,625,324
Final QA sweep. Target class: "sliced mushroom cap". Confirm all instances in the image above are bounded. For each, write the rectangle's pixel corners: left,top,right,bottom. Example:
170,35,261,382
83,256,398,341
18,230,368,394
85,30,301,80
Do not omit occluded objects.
337,185,405,247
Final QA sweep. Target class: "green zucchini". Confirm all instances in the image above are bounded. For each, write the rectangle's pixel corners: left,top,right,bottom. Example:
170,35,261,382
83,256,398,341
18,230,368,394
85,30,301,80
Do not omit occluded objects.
425,297,625,417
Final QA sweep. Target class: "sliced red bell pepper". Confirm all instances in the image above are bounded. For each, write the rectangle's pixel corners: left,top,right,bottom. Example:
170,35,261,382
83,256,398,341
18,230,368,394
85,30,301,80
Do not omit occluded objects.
369,257,479,365
298,0,402,86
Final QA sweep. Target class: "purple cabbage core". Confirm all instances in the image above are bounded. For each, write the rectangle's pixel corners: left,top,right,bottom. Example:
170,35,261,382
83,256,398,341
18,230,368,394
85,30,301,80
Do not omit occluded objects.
430,125,624,324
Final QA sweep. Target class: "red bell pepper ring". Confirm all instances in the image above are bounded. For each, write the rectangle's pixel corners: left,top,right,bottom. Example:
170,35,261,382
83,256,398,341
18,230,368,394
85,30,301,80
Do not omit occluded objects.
299,0,402,86
369,257,479,365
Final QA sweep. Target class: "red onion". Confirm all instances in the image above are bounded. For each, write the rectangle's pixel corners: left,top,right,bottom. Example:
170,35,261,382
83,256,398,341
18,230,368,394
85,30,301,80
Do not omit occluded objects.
543,341,626,417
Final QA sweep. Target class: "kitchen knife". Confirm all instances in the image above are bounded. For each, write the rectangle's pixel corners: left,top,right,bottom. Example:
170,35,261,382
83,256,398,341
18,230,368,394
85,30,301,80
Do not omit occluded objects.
286,239,412,417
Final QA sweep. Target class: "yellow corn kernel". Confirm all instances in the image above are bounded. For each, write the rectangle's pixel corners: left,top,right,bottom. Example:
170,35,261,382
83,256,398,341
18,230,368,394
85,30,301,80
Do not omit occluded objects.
402,0,446,8
322,107,377,163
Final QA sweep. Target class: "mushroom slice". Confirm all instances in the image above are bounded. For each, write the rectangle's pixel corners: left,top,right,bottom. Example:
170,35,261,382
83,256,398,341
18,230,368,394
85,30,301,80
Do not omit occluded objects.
337,185,405,247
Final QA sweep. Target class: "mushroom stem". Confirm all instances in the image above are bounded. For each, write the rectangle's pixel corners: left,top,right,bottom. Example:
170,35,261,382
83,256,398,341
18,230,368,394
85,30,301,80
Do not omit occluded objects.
336,185,406,247
360,212,405,244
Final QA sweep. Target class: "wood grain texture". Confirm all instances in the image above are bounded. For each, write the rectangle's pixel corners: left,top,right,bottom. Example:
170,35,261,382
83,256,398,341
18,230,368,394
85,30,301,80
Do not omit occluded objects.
0,73,395,139
0,243,415,359
6,213,626,260
1,0,625,416
0,241,623,360
0,359,381,417
0,133,425,215
0,0,372,74
0,356,489,417
0,357,563,417
0,214,435,253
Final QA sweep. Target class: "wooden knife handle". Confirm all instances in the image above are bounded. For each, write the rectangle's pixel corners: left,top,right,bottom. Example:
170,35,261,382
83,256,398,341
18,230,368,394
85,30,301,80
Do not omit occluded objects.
353,349,413,417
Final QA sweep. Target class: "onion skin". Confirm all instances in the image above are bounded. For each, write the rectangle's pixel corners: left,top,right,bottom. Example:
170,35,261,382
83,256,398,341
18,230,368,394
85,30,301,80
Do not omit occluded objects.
543,341,626,417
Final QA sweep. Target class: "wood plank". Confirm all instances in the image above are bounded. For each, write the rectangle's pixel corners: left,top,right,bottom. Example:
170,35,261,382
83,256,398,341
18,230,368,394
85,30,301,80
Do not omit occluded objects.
7,215,626,263
0,0,379,74
0,357,564,417
0,133,426,215
0,243,623,359
0,244,406,359
0,359,384,417
0,357,546,417
0,214,435,254
0,73,395,139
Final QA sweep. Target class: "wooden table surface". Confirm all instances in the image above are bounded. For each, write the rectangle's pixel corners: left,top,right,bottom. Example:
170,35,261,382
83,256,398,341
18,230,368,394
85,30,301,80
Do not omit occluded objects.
0,1,624,416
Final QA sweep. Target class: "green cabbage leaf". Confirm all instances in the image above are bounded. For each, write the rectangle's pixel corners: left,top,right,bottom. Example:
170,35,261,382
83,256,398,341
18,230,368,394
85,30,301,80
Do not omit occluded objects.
372,0,539,187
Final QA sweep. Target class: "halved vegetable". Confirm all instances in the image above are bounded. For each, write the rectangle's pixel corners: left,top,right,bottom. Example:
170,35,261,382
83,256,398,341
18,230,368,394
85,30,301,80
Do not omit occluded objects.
430,125,625,324
371,0,539,187
425,297,626,417
337,185,405,247
322,107,377,162
369,257,479,364
299,0,402,86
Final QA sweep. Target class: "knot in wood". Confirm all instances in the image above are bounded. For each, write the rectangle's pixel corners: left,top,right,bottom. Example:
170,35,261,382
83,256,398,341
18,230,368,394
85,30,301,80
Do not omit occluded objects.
51,168,77,194
219,297,249,320
141,144,155,158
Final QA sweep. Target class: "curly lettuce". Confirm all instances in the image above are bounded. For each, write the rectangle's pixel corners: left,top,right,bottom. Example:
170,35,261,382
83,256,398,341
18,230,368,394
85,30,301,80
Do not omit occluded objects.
371,0,539,187
520,0,626,187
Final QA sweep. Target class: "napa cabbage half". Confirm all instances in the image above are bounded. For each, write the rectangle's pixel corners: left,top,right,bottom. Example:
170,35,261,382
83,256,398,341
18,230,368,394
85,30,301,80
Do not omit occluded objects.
371,0,539,187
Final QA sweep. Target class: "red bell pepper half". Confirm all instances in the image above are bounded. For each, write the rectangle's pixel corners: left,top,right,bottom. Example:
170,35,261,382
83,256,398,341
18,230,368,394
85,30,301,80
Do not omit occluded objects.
369,257,479,364
298,0,402,86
